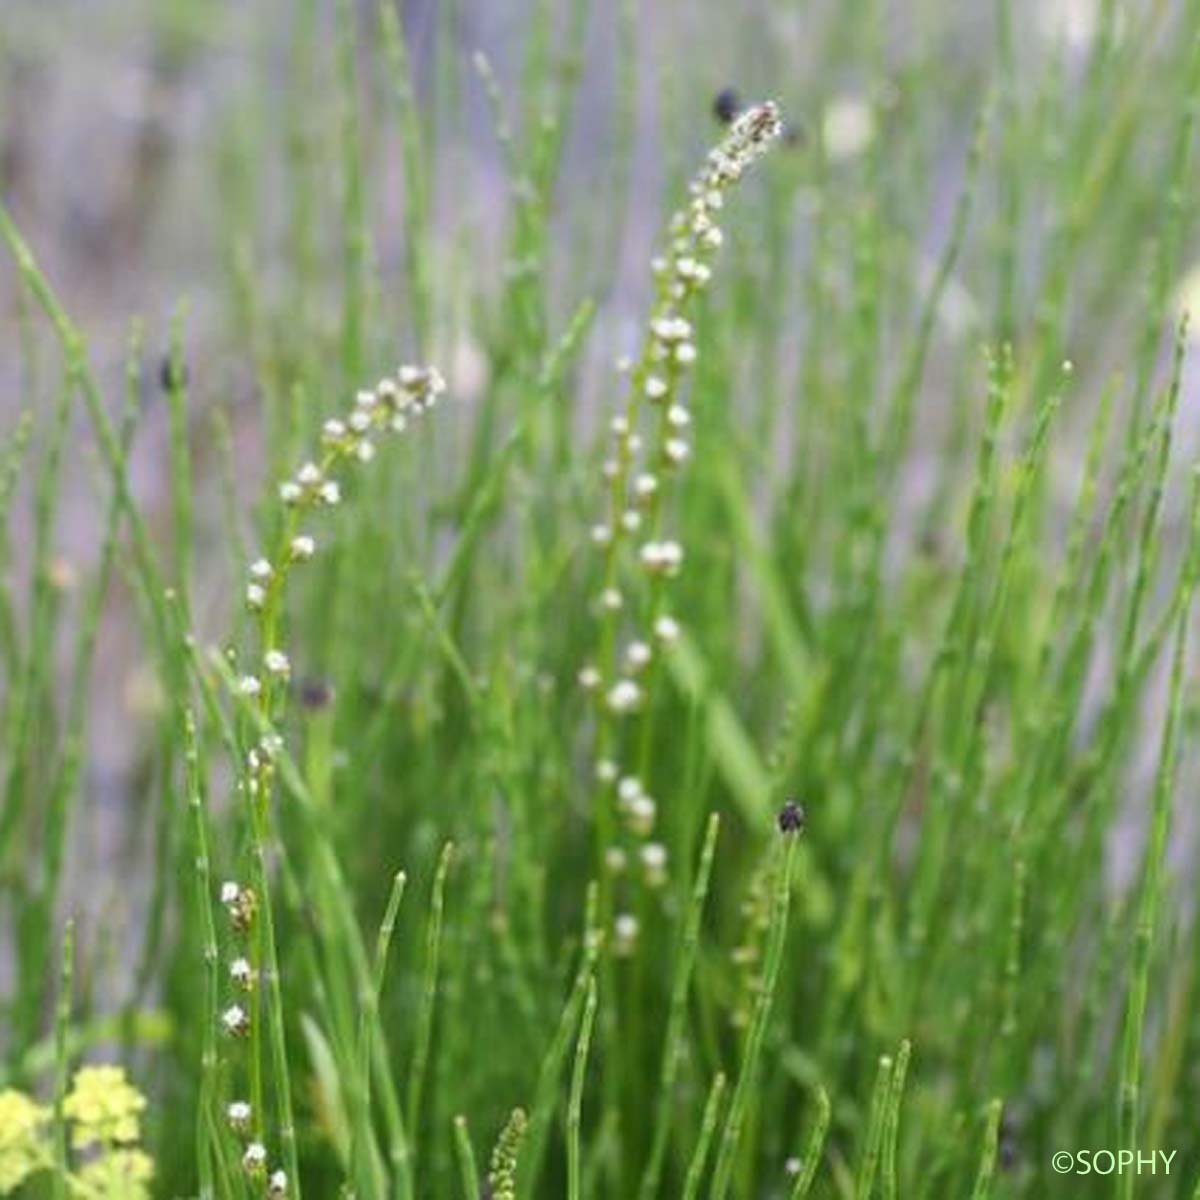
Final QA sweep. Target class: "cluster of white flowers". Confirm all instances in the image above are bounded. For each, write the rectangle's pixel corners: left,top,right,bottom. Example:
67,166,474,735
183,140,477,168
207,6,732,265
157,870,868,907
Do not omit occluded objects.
580,103,782,931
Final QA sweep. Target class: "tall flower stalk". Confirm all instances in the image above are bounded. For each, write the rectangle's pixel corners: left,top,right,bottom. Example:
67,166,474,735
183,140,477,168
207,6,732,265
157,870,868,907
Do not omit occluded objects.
578,102,783,930
218,365,446,1195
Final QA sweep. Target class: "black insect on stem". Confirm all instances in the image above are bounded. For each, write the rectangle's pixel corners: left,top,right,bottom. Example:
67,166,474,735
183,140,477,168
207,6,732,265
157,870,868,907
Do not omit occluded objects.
713,87,743,124
777,800,806,835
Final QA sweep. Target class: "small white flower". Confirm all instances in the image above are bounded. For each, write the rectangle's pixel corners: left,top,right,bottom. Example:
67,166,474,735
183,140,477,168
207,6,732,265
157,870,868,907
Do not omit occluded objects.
641,541,684,574
654,615,681,643
702,226,724,249
268,1170,288,1196
676,256,699,280
391,414,409,434
595,758,618,783
645,375,668,400
220,881,241,905
615,355,633,374
238,675,262,697
611,415,630,437
290,535,315,561
627,434,643,455
628,795,657,836
617,776,643,805
675,342,696,365
621,510,642,533
641,842,668,886
223,1004,250,1037
323,418,346,440
264,650,291,677
600,588,623,612
243,1141,267,1173
246,583,265,610
607,679,642,714
250,558,272,581
577,665,601,691
279,481,302,505
650,256,667,275
634,473,658,500
297,462,322,486
349,410,371,434
665,439,690,466
626,641,652,671
356,440,376,463
590,524,612,547
230,957,255,989
667,405,691,428
319,480,341,505
602,458,619,480
355,388,378,410
227,1100,252,1132
605,847,627,873
614,913,639,954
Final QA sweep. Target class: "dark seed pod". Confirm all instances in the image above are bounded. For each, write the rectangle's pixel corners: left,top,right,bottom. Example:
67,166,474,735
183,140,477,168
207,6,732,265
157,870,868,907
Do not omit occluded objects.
298,677,334,712
713,87,742,125
777,800,806,835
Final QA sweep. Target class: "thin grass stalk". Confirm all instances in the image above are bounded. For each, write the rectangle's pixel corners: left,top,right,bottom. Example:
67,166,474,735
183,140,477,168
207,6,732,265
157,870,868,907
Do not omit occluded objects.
853,1054,895,1200
709,832,798,1200
679,1073,726,1200
453,1116,482,1200
408,842,454,1144
638,812,720,1200
567,977,598,1200
788,1086,831,1200
184,710,219,1200
51,919,73,1200
1116,525,1195,1200
969,1100,1003,1200
880,1040,912,1200
350,869,408,1198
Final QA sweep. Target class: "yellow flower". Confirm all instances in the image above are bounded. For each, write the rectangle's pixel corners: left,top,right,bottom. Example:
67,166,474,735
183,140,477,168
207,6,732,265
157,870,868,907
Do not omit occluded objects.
0,1088,50,1194
63,1066,147,1149
71,1149,154,1200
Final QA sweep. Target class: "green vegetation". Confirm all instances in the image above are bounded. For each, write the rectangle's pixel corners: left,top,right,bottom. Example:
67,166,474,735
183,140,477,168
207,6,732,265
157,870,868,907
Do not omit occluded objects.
4,0,1200,1195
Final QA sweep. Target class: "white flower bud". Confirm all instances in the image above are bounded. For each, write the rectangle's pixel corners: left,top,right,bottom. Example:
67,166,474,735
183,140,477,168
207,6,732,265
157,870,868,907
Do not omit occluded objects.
264,650,291,677
227,1100,252,1132
243,1142,267,1173
223,1005,250,1037
626,641,652,671
607,679,642,714
654,615,681,643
